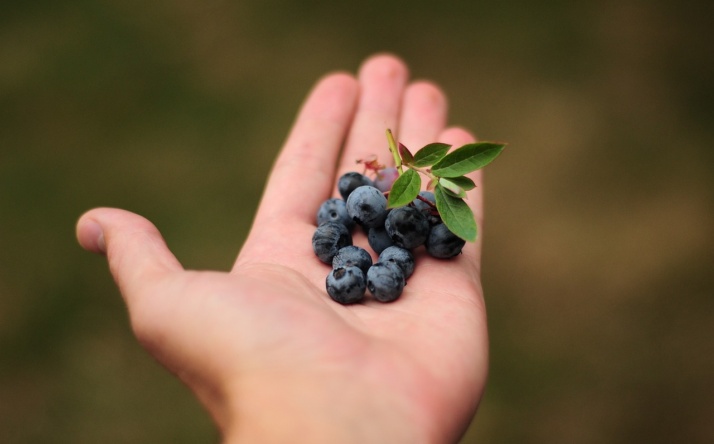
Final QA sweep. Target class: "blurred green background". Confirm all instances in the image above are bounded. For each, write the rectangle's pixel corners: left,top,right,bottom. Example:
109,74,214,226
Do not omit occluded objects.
1,0,712,442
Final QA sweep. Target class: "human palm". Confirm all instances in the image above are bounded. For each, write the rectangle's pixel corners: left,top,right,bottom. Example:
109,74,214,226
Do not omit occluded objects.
77,54,488,443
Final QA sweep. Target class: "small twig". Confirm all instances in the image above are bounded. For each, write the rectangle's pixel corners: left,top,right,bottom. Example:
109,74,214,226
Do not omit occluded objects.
386,129,403,174
415,194,437,209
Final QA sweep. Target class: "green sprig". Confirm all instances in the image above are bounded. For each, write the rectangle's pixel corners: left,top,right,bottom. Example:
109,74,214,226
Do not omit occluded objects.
384,130,506,242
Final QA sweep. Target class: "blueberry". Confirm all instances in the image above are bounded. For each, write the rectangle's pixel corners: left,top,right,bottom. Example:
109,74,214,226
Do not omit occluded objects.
338,172,374,201
317,198,355,229
312,222,352,264
346,185,388,228
412,191,440,225
378,246,415,279
332,246,373,274
426,223,466,258
384,206,429,249
373,167,399,192
326,266,366,304
366,262,405,303
367,225,394,254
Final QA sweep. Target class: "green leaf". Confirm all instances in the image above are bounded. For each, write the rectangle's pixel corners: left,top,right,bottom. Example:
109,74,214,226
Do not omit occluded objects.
438,177,466,198
387,169,421,208
434,184,477,242
398,143,414,166
412,143,451,168
445,175,476,191
431,142,505,177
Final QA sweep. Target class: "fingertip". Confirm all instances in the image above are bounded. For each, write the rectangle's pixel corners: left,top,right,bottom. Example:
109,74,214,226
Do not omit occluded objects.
76,213,106,254
75,207,182,282
305,72,360,123
439,127,477,146
405,80,448,109
310,71,359,106
361,52,406,65
358,53,410,83
316,71,359,91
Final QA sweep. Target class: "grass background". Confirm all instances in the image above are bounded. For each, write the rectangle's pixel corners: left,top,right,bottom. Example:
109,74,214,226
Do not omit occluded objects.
1,0,712,442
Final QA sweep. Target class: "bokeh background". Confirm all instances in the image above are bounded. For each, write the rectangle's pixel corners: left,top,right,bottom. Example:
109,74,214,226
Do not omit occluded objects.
1,0,712,442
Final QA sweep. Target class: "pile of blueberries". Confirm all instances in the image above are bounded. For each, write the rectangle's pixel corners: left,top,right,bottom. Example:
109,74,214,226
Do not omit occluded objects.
312,170,466,304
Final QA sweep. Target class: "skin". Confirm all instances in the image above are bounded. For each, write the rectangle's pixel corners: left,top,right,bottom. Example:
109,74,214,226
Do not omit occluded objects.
76,54,488,444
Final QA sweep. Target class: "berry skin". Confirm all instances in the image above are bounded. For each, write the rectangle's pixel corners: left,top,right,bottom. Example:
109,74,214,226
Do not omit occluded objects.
312,222,352,264
326,266,367,304
367,225,394,254
412,191,440,225
366,262,405,303
378,246,415,279
426,223,466,258
317,198,355,229
338,172,374,201
346,185,388,229
332,246,373,275
384,206,430,249
373,167,399,192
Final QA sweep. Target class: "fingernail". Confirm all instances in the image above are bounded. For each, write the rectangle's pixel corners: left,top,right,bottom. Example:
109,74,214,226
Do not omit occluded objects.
97,231,106,254
84,220,106,254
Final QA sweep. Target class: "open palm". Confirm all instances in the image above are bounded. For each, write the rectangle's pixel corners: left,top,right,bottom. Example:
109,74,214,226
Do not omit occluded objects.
77,54,489,443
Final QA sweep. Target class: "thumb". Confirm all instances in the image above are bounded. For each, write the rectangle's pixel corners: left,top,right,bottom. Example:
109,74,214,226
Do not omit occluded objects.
76,208,183,300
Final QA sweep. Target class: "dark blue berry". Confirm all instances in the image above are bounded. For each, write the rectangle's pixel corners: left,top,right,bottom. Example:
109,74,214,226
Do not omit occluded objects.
326,266,366,304
317,198,354,229
338,172,374,201
426,223,465,258
385,206,429,249
378,246,415,279
332,246,373,275
366,262,405,303
312,222,352,264
367,225,394,254
346,185,388,228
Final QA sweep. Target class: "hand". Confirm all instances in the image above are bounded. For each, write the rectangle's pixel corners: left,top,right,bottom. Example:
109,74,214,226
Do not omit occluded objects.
76,54,488,443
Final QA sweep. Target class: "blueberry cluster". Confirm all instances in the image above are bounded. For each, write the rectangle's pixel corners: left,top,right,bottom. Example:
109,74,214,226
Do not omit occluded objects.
312,171,466,304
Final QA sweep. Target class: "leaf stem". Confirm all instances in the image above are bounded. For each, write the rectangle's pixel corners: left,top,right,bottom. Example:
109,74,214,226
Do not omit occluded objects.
386,129,403,175
415,193,437,209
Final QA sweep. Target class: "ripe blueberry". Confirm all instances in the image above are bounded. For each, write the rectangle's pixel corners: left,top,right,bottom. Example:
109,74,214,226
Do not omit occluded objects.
366,262,405,303
367,225,394,254
317,198,355,229
312,222,352,264
346,185,388,229
338,172,374,201
326,266,367,304
384,206,429,249
332,246,373,275
378,246,415,279
426,223,465,258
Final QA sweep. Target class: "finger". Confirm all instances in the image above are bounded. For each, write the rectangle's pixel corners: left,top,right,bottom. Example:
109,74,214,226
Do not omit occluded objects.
337,54,409,179
77,209,208,390
253,72,359,226
76,208,183,302
397,81,448,152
